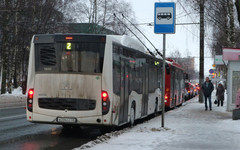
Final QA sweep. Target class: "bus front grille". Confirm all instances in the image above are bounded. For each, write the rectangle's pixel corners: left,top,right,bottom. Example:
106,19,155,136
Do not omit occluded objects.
38,98,96,111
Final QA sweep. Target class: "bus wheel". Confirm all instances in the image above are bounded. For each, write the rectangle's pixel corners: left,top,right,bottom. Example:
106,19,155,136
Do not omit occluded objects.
130,103,135,127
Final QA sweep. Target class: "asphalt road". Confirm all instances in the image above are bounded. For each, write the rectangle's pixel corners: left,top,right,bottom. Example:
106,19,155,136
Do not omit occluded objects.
0,107,104,150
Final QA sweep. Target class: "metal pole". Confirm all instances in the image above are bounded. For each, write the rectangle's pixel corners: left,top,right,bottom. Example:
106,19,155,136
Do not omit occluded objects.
199,0,204,103
161,34,166,127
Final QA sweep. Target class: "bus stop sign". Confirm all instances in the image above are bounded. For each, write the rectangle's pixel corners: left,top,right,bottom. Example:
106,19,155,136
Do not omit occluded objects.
154,2,176,34
209,69,214,74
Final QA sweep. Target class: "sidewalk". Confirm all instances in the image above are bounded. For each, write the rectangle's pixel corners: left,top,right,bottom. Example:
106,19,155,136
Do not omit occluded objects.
75,94,240,150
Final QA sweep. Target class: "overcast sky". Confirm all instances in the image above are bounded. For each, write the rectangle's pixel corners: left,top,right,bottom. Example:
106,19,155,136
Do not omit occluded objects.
125,0,214,76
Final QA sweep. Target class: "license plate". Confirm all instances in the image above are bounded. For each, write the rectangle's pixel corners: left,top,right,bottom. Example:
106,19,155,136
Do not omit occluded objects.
57,117,77,123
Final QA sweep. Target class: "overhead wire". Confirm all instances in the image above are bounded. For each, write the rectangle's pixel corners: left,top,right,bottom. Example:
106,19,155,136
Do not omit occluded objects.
178,0,199,29
121,14,163,57
113,13,155,56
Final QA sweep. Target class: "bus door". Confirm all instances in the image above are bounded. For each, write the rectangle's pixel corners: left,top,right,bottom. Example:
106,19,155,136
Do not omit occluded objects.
142,64,149,116
119,58,129,124
177,71,181,104
171,67,175,107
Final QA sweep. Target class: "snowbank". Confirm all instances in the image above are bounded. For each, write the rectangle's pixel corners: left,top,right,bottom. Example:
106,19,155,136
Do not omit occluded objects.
0,87,26,108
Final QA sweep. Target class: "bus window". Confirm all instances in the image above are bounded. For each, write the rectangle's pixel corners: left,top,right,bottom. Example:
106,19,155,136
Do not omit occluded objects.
35,43,58,72
61,43,103,73
166,64,170,74
61,50,78,72
35,42,105,73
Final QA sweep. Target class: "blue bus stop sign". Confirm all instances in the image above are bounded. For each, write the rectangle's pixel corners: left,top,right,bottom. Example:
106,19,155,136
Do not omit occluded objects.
154,2,176,34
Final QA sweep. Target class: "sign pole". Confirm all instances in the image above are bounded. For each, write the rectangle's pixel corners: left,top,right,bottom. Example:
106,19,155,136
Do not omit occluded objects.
161,34,166,127
154,2,175,128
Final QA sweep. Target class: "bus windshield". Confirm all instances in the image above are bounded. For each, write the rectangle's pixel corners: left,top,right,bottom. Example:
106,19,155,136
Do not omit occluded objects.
35,42,105,73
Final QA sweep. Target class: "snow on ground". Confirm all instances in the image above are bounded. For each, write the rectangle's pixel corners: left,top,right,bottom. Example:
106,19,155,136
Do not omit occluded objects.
75,93,240,150
0,87,26,108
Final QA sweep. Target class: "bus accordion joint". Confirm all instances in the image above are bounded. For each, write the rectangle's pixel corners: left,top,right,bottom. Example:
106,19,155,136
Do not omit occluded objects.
102,91,110,115
27,88,34,112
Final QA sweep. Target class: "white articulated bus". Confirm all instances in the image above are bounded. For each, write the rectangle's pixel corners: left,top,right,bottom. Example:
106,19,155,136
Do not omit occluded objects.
26,34,163,127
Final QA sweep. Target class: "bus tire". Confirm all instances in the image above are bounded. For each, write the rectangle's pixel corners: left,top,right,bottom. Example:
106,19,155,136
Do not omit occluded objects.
130,103,135,127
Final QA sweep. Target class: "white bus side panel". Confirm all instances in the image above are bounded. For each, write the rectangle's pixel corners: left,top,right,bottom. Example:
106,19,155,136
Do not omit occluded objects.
148,88,161,114
129,91,142,120
101,41,114,125
26,37,35,121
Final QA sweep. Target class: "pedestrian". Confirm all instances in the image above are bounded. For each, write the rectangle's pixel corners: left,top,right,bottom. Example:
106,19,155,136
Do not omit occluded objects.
201,77,214,111
216,82,225,107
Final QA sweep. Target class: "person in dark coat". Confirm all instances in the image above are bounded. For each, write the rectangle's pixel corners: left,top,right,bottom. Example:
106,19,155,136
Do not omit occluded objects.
201,77,214,111
216,82,225,107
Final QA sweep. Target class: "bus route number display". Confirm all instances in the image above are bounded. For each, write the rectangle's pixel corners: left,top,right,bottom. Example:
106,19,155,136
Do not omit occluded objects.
66,42,72,50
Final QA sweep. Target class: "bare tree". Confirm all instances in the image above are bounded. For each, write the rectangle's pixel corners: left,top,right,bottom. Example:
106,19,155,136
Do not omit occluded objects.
169,49,182,63
180,0,237,55
63,0,136,35
235,0,240,25
0,0,135,94
0,0,72,94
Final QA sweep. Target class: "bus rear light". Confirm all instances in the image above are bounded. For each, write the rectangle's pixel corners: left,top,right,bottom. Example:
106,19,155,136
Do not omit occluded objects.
28,89,34,95
164,94,169,103
103,102,107,107
102,91,108,100
102,91,110,115
165,94,170,100
27,88,34,112
65,36,73,40
28,89,34,99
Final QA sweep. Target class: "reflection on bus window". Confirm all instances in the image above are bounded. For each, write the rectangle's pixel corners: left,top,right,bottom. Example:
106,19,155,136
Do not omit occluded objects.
61,51,78,72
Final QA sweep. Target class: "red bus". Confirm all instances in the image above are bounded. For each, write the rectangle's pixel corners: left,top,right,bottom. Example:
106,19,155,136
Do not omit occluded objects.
165,59,185,109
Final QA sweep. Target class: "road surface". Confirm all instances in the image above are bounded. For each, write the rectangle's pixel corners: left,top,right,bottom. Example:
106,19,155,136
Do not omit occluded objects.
0,107,104,150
